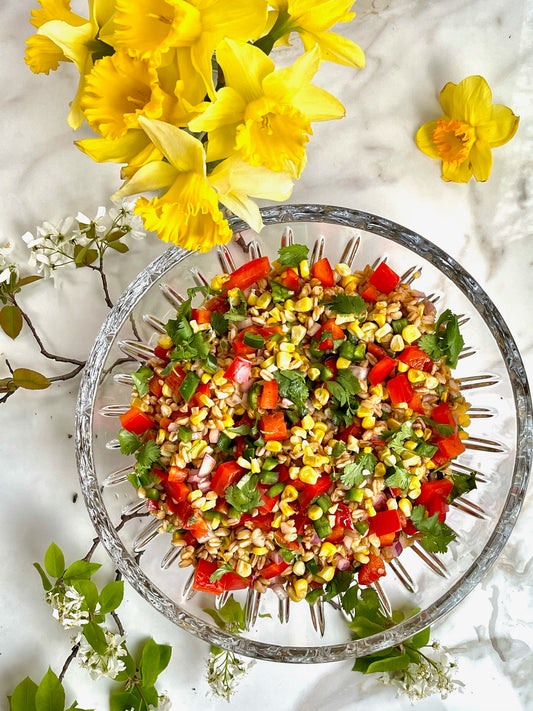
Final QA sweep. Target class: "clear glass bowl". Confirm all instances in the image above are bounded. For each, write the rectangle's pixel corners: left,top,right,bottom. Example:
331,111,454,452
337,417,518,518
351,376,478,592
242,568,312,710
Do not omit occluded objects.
76,204,532,662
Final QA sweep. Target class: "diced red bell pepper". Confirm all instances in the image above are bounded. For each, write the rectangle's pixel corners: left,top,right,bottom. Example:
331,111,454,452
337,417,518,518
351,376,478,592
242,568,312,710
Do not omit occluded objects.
256,484,279,514
260,560,290,579
119,407,154,435
192,381,210,407
399,346,433,371
164,480,190,503
316,319,345,350
366,342,389,360
403,519,418,536
408,392,425,415
358,553,386,585
361,284,379,302
379,532,396,547
369,508,402,537
259,380,278,409
416,478,454,506
324,357,338,379
183,506,211,541
299,475,332,511
311,257,335,287
368,356,397,386
280,267,300,291
436,433,465,460
195,308,212,324
232,326,261,356
431,402,457,432
153,345,171,363
211,461,245,497
224,256,271,291
387,373,414,406
240,512,275,531
335,503,354,530
326,525,345,543
149,376,163,397
277,463,290,482
165,365,187,394
260,411,287,441
205,295,229,313
368,262,400,294
192,559,249,595
168,466,188,483
224,356,252,384
339,420,363,442
425,495,449,522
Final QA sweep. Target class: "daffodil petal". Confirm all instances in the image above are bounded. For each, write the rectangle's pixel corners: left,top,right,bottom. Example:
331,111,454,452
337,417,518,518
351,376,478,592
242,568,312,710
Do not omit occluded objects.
67,58,93,129
217,192,263,233
25,34,65,74
263,45,321,103
301,30,365,69
89,0,115,30
138,117,205,174
37,20,93,72
470,139,493,182
291,0,355,32
30,0,86,29
111,161,178,200
476,104,519,148
438,81,456,116
209,155,294,201
441,160,473,183
205,125,239,162
291,84,345,121
75,130,151,163
217,39,275,103
415,120,441,159
188,87,246,132
449,75,492,125
190,34,218,100
201,0,268,44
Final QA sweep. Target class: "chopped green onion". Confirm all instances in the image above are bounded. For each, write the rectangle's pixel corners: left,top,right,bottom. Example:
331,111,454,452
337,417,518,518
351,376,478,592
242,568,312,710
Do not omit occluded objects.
345,487,364,502
262,457,278,471
315,494,332,512
259,470,279,485
354,520,369,535
178,425,192,443
306,559,319,575
145,488,160,500
313,516,332,539
243,332,265,349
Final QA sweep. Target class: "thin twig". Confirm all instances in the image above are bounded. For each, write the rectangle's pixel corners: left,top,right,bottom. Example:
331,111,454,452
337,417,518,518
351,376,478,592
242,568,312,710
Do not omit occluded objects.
98,252,113,309
129,312,142,342
10,294,85,366
59,642,80,682
0,390,16,404
48,362,86,383
111,610,125,636
83,536,101,562
5,358,14,375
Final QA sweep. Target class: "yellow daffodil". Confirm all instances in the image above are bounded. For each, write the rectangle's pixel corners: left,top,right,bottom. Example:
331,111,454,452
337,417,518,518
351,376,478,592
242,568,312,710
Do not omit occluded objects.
112,118,294,249
25,0,115,128
189,40,345,179
262,0,365,69
110,0,268,98
416,75,519,183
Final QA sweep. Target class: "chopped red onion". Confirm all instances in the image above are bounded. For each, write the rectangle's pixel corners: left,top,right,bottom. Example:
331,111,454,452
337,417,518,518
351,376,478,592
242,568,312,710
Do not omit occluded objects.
308,322,321,337
270,583,288,600
350,365,369,380
167,422,180,432
191,431,203,440
198,453,216,477
280,397,294,408
209,428,220,444
336,557,352,571
373,492,386,507
309,531,321,546
235,318,253,329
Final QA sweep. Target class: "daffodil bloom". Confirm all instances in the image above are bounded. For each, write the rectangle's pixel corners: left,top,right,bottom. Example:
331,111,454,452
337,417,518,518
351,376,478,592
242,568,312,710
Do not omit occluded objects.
416,75,519,183
25,0,115,128
110,0,268,98
260,0,365,69
112,118,293,250
189,40,345,179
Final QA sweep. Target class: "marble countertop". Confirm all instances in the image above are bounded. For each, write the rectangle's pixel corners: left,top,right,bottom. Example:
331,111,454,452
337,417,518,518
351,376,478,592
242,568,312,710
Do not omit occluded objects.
1,0,532,709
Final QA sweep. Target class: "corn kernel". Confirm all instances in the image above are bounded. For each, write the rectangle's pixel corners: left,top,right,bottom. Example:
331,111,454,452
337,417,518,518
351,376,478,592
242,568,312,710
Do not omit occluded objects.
361,322,378,339
293,578,309,599
347,322,364,339
404,440,417,451
210,274,229,291
397,361,409,373
157,334,174,349
398,498,413,517
247,292,258,306
313,422,328,435
293,560,306,576
414,428,424,438
363,446,372,454
402,325,422,344
374,313,387,329
357,405,372,418
294,297,313,312
458,430,468,440
252,546,269,556
365,501,376,517
307,504,323,520
299,259,310,277
156,429,166,445
354,553,370,564
407,368,426,384
301,414,315,431
334,262,352,276
408,487,421,500
457,413,471,427
374,462,386,477
190,409,208,425
212,370,227,386
284,299,295,312
390,334,405,352
188,489,203,502
336,356,351,370
313,387,330,406
319,565,336,582
237,456,252,469
383,453,397,467
299,466,319,485
362,416,376,429
276,351,292,369
408,476,420,490
319,542,337,559
291,324,307,345
222,415,234,428
250,458,261,474
236,560,251,578
335,313,356,325
279,341,296,353
281,485,299,501
426,460,436,470
340,274,357,288
369,384,384,398
279,500,295,517
424,374,439,389
288,466,300,478
256,292,272,309
272,513,282,528
375,323,392,341
161,383,172,398
387,498,399,510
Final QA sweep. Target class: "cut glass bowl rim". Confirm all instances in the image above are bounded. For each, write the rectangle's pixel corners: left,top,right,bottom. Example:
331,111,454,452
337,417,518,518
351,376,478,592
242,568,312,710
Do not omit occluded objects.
76,203,532,662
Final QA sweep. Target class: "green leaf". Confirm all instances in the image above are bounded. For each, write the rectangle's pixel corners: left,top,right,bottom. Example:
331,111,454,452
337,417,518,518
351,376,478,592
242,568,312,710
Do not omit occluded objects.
365,653,410,673
348,616,386,637
0,304,23,339
108,241,129,253
136,440,160,470
216,596,246,632
9,676,38,711
139,638,162,687
449,470,477,501
83,621,108,655
410,626,431,648
73,244,98,268
210,310,228,336
12,368,51,390
419,309,464,368
130,365,153,398
324,293,366,315
274,369,309,412
104,229,127,243
340,452,377,488
33,562,52,591
98,580,124,614
381,419,415,455
110,691,141,711
117,428,142,455
44,543,65,578
72,579,99,612
277,243,309,267
15,274,43,289
269,279,294,304
63,560,101,582
34,669,65,711
384,462,411,493
410,505,456,553
225,473,263,513
331,441,346,458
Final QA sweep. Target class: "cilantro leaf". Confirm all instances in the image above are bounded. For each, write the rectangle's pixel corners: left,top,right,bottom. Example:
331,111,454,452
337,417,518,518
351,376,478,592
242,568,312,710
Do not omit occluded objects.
224,292,248,321
269,279,294,304
165,315,193,344
130,365,153,399
136,440,161,470
449,471,477,501
225,474,263,513
419,309,464,368
331,442,347,458
327,380,348,407
325,293,366,316
209,563,249,584
420,415,455,438
341,452,377,487
274,369,309,412
277,243,309,267
335,369,361,395
381,420,415,456
210,310,228,336
384,462,411,493
410,505,456,553
118,428,142,455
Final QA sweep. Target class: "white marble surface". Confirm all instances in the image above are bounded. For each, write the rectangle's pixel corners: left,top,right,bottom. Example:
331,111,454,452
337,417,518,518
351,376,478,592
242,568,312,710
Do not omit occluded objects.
1,0,532,709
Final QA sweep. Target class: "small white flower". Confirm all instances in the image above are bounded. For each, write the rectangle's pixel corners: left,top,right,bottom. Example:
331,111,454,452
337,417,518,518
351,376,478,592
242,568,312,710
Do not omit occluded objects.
45,584,89,630
76,629,127,680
